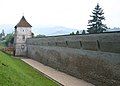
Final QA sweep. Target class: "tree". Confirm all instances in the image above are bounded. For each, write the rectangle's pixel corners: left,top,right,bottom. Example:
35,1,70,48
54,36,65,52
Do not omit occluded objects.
35,34,46,38
70,32,75,35
76,31,79,35
87,3,107,34
82,30,86,35
4,33,14,46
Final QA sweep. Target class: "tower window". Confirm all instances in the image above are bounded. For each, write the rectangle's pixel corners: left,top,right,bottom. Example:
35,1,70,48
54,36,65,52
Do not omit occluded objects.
22,35,25,41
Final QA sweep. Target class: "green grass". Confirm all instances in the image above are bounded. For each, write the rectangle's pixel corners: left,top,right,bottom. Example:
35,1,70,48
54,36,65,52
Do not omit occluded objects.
0,51,59,86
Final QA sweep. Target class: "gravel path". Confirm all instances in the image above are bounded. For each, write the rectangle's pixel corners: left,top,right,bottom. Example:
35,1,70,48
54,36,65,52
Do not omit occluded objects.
21,58,94,86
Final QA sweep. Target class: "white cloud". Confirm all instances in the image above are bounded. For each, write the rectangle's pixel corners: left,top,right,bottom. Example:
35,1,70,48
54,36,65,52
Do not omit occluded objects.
0,0,120,29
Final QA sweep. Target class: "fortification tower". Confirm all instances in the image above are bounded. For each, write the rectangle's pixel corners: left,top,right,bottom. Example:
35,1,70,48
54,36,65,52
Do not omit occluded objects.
14,16,32,56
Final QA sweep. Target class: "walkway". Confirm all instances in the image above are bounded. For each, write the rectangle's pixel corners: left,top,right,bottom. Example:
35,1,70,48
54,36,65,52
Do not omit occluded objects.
21,58,94,86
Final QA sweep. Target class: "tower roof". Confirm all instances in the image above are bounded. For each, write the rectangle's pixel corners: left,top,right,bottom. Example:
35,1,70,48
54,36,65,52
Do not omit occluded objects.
15,16,32,28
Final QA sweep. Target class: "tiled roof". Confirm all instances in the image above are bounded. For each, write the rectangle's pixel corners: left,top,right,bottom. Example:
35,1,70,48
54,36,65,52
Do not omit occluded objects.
15,16,32,28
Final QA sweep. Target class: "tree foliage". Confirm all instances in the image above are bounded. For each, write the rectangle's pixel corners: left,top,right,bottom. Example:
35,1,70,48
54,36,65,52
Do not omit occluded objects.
87,3,107,34
76,31,79,35
70,31,80,35
35,34,46,38
70,32,75,35
82,30,86,35
4,33,14,46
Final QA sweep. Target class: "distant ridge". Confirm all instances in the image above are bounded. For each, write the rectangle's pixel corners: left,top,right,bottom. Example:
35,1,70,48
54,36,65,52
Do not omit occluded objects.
0,24,120,36
32,25,78,36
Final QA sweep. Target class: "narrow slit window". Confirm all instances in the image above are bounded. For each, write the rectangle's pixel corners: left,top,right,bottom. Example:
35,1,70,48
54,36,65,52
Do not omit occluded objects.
80,41,82,47
22,35,25,41
97,40,100,50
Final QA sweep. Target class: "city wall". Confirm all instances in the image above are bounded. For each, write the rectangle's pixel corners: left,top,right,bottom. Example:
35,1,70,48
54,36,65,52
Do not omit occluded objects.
26,33,120,85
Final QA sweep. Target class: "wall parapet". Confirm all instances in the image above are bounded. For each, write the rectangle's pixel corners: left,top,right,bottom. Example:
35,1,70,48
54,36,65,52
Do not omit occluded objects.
27,33,120,53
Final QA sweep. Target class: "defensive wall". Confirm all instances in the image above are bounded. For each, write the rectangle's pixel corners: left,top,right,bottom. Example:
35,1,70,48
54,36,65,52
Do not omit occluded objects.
26,33,120,85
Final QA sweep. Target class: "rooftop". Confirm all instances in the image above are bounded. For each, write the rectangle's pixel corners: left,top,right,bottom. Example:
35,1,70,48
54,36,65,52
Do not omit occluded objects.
15,16,32,28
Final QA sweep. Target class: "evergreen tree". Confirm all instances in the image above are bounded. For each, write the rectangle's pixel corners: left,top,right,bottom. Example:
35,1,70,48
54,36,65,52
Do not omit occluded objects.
87,3,107,34
76,31,79,35
82,30,86,35
35,34,46,38
70,32,75,35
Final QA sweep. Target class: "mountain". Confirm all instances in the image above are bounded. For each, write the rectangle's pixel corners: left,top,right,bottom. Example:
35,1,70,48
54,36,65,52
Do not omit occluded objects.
105,27,120,32
32,25,78,36
0,24,78,36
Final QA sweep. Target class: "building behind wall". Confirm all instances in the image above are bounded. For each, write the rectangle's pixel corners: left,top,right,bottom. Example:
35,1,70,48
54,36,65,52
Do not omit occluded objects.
14,16,32,56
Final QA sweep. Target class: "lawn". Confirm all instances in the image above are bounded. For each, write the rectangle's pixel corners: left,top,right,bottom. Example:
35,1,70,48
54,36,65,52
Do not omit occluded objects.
0,51,59,86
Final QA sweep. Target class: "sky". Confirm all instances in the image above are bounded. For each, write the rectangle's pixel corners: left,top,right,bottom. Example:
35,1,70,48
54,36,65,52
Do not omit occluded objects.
0,0,120,30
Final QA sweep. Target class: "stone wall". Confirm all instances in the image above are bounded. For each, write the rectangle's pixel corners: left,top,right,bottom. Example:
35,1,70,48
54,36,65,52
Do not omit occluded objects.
26,33,120,86
14,27,32,56
27,33,120,53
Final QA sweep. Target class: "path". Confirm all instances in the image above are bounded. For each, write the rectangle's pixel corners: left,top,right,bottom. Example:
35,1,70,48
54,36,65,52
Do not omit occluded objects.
21,58,94,86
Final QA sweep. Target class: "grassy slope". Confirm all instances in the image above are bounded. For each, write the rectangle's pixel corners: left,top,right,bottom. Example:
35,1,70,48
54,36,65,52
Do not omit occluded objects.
0,51,58,86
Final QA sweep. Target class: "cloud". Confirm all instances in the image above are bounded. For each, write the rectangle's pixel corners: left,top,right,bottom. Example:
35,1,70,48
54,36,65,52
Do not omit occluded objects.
0,0,119,29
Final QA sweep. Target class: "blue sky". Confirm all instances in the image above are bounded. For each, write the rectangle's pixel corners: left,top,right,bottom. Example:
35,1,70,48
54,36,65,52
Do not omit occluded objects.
0,0,120,30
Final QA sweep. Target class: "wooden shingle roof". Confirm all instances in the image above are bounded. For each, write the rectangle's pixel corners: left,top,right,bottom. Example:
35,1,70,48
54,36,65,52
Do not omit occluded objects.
15,16,32,28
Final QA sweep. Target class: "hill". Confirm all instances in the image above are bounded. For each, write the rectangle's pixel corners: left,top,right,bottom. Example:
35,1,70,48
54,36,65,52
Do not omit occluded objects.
32,25,78,36
0,51,58,86
0,24,77,36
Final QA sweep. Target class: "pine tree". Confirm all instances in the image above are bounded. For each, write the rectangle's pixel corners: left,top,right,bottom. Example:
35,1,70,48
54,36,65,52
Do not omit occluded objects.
70,32,75,35
87,3,107,34
76,31,79,35
82,30,86,35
